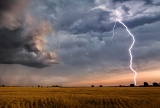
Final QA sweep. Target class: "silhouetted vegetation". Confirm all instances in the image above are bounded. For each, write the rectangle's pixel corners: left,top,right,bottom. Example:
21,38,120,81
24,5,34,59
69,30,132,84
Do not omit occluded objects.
90,82,160,88
91,85,94,87
99,85,103,87
0,85,5,87
52,85,61,87
153,82,159,87
126,82,160,87
130,84,135,87
144,82,149,87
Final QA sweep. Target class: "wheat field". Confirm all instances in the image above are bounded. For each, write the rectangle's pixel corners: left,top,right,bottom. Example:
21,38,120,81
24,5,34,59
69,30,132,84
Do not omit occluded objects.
0,87,159,108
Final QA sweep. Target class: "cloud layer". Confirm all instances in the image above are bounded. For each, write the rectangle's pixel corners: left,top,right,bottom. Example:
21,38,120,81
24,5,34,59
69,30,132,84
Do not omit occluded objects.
47,0,160,69
0,0,57,68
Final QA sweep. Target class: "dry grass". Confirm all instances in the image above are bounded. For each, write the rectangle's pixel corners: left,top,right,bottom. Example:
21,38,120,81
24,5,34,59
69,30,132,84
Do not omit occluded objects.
0,87,160,108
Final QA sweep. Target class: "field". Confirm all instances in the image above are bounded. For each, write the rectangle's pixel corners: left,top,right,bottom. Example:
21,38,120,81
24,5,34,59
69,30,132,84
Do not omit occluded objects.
0,87,160,108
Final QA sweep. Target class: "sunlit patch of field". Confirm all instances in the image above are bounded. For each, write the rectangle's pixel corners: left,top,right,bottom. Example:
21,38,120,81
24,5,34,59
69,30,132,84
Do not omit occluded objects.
0,87,159,108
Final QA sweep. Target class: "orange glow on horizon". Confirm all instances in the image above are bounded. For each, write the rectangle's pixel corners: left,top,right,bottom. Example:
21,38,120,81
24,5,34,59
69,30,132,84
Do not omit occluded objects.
66,69,160,86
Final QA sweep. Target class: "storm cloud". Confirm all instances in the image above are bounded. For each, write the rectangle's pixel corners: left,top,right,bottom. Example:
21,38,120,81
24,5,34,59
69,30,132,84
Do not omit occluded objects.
47,0,160,67
0,0,57,68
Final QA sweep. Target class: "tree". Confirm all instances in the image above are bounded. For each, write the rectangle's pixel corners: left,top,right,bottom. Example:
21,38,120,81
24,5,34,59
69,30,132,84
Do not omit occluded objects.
99,85,103,87
153,82,159,86
91,85,94,87
144,82,149,87
119,85,123,87
130,84,135,87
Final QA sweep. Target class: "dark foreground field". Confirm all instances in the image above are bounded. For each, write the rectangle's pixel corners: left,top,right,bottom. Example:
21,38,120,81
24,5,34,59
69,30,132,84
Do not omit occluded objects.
0,87,160,108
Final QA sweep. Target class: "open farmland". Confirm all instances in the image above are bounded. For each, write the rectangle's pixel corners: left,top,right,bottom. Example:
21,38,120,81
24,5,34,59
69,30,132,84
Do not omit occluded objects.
0,87,160,108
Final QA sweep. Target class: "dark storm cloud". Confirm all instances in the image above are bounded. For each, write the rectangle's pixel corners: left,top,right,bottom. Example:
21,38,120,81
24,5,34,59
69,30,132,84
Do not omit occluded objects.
0,0,57,68
0,0,158,70
113,0,153,4
121,5,130,13
42,0,159,34
145,0,153,4
113,0,130,3
125,14,160,28
0,0,26,11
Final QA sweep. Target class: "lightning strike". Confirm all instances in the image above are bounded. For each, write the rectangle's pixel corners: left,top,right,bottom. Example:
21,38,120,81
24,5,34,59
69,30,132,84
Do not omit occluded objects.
91,6,137,85
111,21,117,42
112,10,137,86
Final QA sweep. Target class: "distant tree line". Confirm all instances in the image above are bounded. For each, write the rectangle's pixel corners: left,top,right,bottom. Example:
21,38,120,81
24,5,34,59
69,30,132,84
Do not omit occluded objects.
90,82,160,87
91,85,103,87
129,82,160,87
37,84,62,88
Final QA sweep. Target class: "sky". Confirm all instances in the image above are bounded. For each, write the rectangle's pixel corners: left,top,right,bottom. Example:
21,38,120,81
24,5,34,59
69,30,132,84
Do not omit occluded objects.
0,0,160,86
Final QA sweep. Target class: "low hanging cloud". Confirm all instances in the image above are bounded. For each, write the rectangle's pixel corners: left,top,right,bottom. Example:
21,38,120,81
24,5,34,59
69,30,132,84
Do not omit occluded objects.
0,0,57,68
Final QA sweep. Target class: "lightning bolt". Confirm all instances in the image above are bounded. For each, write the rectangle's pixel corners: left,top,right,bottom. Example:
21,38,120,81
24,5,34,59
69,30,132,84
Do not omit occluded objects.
112,10,137,86
111,21,117,42
90,6,137,85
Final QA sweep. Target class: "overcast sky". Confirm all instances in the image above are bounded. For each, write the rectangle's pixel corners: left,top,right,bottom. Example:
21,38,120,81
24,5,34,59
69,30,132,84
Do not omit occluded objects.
0,0,160,86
